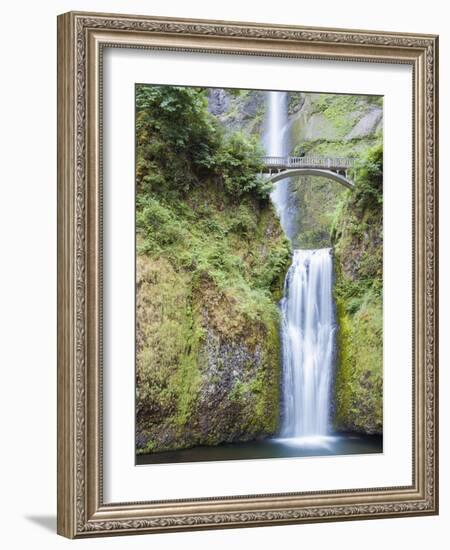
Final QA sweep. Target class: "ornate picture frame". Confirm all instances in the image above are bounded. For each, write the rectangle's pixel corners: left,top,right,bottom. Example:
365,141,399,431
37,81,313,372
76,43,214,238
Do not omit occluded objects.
57,11,438,538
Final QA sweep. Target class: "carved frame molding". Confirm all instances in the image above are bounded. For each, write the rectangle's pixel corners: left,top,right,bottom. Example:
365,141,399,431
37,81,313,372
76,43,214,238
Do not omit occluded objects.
57,11,438,538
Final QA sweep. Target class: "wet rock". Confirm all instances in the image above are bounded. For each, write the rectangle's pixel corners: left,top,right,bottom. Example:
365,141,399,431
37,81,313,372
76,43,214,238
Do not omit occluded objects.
208,88,230,116
345,108,382,140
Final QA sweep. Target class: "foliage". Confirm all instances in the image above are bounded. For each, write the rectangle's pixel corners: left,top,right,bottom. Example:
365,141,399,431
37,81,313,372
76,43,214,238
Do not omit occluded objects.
292,137,380,158
214,131,267,197
289,176,347,248
135,85,290,453
334,291,383,433
227,88,250,98
136,85,268,200
135,84,386,451
349,142,383,210
274,88,384,434
287,92,305,115
332,142,383,434
283,92,384,433
136,85,218,194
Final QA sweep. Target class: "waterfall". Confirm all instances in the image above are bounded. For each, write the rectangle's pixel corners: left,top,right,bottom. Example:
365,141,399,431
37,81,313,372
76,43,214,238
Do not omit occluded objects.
264,91,336,440
265,91,288,158
280,249,336,437
264,91,297,240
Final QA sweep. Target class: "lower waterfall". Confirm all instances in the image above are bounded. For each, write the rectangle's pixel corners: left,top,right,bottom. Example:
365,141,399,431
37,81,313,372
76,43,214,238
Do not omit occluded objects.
279,248,336,438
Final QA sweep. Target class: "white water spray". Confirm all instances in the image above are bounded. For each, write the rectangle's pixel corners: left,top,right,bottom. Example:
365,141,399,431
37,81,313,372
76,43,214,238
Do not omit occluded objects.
264,92,297,239
280,249,336,437
264,91,336,438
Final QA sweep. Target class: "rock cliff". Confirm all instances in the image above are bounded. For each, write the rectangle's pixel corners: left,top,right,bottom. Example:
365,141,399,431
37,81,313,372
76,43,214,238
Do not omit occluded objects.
285,91,383,434
136,85,290,454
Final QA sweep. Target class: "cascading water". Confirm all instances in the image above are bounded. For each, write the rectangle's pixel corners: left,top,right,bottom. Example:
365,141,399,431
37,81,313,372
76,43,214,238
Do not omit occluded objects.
266,91,287,159
264,91,336,439
141,89,383,465
280,249,335,437
264,92,297,240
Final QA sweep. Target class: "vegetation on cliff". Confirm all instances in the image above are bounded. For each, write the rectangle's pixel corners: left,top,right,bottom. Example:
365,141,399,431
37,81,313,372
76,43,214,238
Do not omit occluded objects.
136,85,290,454
285,92,383,434
287,92,382,249
136,85,384,455
332,144,383,434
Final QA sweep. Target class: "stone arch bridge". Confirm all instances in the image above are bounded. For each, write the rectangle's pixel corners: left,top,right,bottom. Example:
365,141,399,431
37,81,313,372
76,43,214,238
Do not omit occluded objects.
261,156,355,189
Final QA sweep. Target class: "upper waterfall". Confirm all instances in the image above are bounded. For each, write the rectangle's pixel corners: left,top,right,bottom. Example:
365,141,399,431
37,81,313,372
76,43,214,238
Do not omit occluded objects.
265,91,288,157
264,91,297,240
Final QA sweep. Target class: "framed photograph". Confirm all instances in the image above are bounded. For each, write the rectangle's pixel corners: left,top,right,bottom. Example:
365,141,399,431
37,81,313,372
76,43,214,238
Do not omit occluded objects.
57,11,439,538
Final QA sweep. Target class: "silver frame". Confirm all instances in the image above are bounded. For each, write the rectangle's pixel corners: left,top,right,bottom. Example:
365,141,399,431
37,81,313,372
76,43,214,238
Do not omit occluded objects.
57,11,439,538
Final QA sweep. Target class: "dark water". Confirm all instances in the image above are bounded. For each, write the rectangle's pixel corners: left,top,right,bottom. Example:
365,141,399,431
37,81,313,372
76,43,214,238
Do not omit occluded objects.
136,432,382,465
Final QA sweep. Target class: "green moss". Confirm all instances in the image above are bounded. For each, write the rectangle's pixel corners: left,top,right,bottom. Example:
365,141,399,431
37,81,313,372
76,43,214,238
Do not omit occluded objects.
310,94,369,136
135,85,289,453
229,380,247,402
287,97,383,250
256,320,281,433
214,89,266,136
228,326,280,435
287,92,305,115
284,93,384,434
334,290,383,433
171,320,204,428
292,137,379,158
289,175,347,248
331,143,383,434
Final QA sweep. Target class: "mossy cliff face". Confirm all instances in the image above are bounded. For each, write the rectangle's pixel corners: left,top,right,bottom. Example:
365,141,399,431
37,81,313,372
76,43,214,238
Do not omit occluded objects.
136,202,287,453
331,145,383,434
289,92,382,152
208,88,266,136
136,86,290,454
286,92,382,250
286,92,384,435
136,84,384,452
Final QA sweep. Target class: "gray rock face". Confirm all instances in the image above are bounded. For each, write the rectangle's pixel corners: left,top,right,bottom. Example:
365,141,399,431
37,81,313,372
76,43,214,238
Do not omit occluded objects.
137,312,280,454
303,113,342,141
288,93,306,115
208,88,230,116
208,89,266,135
346,108,382,140
192,329,267,443
240,92,262,119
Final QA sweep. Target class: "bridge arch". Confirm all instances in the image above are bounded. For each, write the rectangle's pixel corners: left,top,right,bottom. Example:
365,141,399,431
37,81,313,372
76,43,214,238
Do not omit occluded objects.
265,168,354,189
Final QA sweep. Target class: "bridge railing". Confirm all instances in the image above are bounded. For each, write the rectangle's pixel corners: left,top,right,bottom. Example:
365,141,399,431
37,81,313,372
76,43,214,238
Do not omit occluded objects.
261,156,355,170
